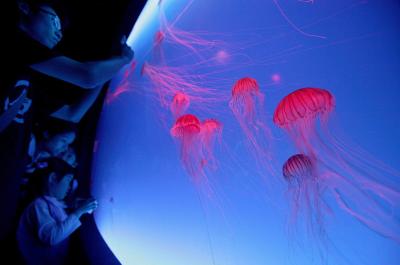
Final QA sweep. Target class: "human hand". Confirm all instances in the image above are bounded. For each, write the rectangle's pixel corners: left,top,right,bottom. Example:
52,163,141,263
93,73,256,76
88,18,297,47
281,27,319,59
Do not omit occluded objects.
73,197,98,217
120,36,134,63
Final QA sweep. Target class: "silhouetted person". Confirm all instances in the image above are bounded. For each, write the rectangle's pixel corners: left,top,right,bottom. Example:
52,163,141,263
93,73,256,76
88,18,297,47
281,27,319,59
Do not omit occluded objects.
17,157,97,265
0,0,133,248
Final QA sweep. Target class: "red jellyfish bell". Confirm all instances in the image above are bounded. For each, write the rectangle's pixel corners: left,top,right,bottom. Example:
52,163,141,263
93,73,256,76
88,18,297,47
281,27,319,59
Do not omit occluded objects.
170,92,190,119
283,154,326,238
275,88,400,243
273,87,335,151
283,154,315,184
230,77,264,121
229,77,276,180
170,114,201,140
170,114,203,183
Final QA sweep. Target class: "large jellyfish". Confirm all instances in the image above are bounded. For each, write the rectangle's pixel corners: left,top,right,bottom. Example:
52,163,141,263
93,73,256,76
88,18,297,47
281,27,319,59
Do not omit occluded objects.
229,77,277,180
275,88,400,243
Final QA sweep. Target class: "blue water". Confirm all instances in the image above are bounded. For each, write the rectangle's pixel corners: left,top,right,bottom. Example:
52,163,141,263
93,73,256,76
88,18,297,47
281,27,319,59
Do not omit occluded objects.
92,1,400,264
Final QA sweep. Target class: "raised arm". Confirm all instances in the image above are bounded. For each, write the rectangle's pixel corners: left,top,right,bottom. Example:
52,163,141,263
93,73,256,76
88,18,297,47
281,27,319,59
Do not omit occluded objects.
50,85,103,123
30,43,134,89
34,199,81,246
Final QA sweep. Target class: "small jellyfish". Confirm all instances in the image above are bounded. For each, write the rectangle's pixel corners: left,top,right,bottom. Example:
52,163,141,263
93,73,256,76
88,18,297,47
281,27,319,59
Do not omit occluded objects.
283,154,326,237
229,77,276,179
281,146,400,242
152,30,166,62
170,92,190,119
200,119,223,170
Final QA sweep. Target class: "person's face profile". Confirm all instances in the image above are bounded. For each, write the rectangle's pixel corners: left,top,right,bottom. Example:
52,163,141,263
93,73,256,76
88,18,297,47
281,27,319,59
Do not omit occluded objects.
59,147,78,168
38,6,62,31
26,4,63,49
44,131,76,156
51,173,74,200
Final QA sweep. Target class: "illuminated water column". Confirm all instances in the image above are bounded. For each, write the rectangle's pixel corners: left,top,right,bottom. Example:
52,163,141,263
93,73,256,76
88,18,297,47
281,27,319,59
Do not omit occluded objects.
92,1,400,264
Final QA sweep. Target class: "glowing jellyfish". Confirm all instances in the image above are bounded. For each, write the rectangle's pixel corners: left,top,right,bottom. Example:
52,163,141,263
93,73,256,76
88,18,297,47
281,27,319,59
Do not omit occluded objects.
283,154,324,236
200,119,223,170
271,73,281,84
152,30,166,62
283,153,400,242
275,88,400,243
170,92,190,118
214,50,230,64
170,114,203,183
154,30,165,45
229,77,276,179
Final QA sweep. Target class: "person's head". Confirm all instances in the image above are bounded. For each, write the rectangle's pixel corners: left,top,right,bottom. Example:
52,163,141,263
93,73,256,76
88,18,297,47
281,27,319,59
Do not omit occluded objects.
17,0,65,48
28,157,76,200
41,129,76,157
58,146,78,168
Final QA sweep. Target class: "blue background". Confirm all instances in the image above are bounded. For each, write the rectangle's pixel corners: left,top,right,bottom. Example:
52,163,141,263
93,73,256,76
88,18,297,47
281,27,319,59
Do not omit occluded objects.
92,0,400,264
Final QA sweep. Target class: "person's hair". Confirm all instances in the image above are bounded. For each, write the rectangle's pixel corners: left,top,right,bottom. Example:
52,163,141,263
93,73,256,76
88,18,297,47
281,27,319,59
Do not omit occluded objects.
26,156,76,197
34,118,78,142
18,0,69,26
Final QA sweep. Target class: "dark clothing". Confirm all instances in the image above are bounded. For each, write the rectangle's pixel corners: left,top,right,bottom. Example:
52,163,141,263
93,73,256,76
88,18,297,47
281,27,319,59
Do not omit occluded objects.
0,29,60,248
30,71,83,126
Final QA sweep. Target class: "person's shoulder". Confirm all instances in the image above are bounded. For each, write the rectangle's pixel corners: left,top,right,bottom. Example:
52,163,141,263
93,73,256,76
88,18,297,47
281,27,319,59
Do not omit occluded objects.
30,196,48,209
20,197,47,217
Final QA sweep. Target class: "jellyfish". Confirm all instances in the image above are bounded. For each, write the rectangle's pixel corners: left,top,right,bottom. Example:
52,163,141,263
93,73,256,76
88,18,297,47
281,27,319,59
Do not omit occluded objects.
152,30,166,63
229,77,277,179
154,30,165,45
170,114,203,183
283,154,325,237
200,119,223,170
273,87,334,153
170,113,220,260
283,153,400,242
170,92,190,119
275,88,400,243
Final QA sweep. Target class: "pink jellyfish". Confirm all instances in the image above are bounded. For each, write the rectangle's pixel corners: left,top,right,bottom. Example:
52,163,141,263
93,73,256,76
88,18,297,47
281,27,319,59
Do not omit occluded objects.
152,30,166,62
170,115,223,193
170,92,190,119
283,154,325,237
200,119,223,170
283,153,400,242
275,88,400,243
170,114,203,183
229,77,276,179
154,30,165,45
